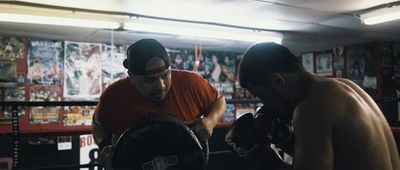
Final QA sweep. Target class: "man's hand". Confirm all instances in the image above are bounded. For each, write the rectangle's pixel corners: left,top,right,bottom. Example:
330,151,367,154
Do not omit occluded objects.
100,145,114,170
187,117,216,141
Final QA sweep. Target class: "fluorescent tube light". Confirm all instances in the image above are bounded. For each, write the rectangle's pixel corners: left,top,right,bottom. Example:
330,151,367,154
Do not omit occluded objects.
0,13,120,29
124,19,282,43
360,5,400,25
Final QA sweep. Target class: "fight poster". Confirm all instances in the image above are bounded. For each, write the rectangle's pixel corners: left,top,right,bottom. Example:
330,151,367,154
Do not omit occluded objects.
223,104,236,123
29,85,62,124
301,52,314,73
64,41,102,99
0,36,25,60
101,44,127,89
168,48,206,75
234,80,256,100
0,89,8,124
0,36,26,84
27,39,64,85
63,105,95,126
208,82,232,99
57,136,72,151
0,60,16,82
3,87,26,118
346,44,377,91
333,47,345,70
315,52,333,76
169,49,185,70
204,52,235,83
346,45,365,86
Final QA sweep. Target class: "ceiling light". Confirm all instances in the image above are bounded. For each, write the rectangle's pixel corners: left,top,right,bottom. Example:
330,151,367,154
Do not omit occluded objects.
360,5,400,25
124,19,282,43
0,13,120,29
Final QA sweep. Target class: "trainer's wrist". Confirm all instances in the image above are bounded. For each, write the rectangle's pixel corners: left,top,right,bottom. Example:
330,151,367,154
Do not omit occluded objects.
98,138,111,152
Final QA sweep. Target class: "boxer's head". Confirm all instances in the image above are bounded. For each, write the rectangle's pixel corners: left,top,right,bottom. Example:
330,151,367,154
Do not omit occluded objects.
238,42,303,117
124,39,172,104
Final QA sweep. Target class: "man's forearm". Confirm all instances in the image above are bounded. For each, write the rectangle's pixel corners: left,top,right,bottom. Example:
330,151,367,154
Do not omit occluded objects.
205,96,226,126
91,120,112,150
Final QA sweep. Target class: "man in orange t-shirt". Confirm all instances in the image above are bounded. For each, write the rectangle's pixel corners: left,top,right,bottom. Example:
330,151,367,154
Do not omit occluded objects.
91,39,226,168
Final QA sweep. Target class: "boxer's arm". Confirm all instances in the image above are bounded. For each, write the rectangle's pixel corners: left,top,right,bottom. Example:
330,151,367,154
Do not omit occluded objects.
292,108,334,170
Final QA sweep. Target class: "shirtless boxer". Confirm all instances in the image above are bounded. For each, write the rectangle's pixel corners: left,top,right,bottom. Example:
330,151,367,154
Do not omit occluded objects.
235,42,400,170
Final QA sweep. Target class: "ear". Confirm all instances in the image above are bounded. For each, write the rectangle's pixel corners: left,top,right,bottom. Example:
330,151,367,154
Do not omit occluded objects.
123,59,129,69
270,73,285,88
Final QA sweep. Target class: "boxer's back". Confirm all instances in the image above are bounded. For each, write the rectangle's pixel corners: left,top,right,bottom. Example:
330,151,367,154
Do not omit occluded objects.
330,78,399,170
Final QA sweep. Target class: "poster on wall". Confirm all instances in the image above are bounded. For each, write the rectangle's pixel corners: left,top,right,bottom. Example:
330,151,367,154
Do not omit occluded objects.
0,36,26,60
29,85,62,124
63,105,95,126
346,46,365,86
234,80,255,100
0,89,9,124
333,47,345,70
223,104,236,123
80,134,102,170
169,48,207,76
3,87,26,118
169,49,187,70
0,87,26,124
57,136,72,150
0,157,12,170
301,52,314,73
204,53,235,83
64,41,102,99
315,52,333,76
0,61,16,82
27,39,64,85
101,44,127,89
361,46,377,90
346,44,377,91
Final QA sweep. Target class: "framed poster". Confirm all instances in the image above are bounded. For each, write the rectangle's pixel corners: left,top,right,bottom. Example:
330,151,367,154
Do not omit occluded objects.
315,52,333,76
301,52,314,73
29,85,62,124
64,41,102,99
27,39,64,85
333,47,345,70
0,61,16,82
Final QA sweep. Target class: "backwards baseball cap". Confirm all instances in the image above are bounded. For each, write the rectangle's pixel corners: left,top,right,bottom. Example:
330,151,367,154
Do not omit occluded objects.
123,39,170,75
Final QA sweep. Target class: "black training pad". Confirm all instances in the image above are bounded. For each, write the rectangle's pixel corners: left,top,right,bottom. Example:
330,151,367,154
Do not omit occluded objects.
112,114,206,170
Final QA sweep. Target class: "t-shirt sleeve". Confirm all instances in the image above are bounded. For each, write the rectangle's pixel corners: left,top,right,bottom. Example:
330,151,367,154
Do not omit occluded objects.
190,73,223,114
93,90,110,129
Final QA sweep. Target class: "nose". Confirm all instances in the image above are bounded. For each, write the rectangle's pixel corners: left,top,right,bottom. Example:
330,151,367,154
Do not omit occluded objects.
154,77,166,90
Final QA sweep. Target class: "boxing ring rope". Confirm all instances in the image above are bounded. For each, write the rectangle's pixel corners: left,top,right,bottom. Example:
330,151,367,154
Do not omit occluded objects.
1,98,399,170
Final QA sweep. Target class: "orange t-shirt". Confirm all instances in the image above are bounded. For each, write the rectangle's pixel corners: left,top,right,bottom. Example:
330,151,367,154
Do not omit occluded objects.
94,69,221,137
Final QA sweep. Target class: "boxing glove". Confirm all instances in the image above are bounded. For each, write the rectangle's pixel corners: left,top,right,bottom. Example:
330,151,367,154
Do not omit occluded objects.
254,105,295,156
225,113,267,157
